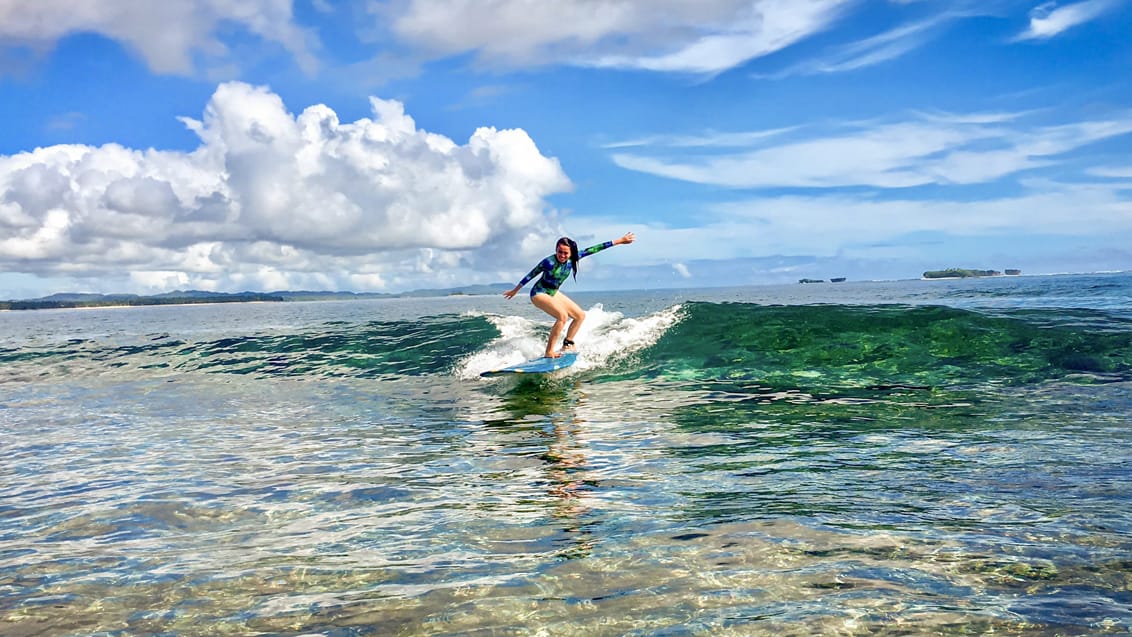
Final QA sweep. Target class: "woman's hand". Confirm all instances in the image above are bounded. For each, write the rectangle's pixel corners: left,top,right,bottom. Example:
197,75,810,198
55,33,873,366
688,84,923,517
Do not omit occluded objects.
503,286,520,299
617,232,636,246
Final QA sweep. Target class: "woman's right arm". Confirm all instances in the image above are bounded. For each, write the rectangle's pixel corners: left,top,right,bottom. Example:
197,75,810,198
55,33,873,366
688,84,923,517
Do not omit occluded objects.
504,260,545,299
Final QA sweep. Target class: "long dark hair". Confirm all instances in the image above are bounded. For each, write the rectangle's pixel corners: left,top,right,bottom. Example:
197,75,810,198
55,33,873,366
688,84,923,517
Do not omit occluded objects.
557,237,580,280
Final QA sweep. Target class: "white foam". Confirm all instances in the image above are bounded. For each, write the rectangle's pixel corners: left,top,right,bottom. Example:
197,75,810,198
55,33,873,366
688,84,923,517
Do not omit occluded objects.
456,304,684,380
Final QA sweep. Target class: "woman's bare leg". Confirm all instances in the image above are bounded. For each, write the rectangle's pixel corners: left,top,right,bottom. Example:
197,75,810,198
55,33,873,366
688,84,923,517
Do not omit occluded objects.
531,293,568,357
555,292,586,348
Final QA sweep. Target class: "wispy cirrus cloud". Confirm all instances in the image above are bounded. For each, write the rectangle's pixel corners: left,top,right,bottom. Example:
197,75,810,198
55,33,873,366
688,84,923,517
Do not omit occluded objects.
585,0,851,74
609,110,1132,189
0,0,319,75
569,182,1132,279
755,10,966,78
1087,165,1132,179
0,0,861,79
600,127,798,150
385,0,853,75
1014,0,1121,40
45,111,86,132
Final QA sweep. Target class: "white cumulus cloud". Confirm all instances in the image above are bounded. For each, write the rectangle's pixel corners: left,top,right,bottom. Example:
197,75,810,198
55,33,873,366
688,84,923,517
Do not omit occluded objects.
0,82,572,293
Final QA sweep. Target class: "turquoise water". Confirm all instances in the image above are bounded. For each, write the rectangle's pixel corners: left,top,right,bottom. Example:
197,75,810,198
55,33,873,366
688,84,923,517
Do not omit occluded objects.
2,273,1131,635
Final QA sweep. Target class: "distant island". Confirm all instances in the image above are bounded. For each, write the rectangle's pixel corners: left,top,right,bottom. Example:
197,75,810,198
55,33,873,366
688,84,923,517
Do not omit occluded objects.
0,284,513,311
798,277,847,284
922,268,1022,279
0,291,285,310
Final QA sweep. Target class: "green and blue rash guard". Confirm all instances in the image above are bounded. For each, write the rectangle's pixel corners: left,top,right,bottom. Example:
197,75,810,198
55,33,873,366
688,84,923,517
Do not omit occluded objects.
517,241,614,298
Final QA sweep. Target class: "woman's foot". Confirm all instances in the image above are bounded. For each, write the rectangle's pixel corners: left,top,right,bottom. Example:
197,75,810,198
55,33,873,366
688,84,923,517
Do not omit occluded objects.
561,338,577,352
545,349,562,358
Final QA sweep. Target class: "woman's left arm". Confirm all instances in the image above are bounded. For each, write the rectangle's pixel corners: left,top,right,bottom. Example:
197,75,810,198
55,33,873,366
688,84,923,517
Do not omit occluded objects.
580,232,636,259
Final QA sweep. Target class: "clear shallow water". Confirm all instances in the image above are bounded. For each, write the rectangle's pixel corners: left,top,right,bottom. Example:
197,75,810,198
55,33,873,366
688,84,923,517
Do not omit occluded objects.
2,273,1131,636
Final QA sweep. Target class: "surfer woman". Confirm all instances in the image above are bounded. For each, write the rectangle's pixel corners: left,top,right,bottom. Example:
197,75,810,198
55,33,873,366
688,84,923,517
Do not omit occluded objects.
504,232,636,358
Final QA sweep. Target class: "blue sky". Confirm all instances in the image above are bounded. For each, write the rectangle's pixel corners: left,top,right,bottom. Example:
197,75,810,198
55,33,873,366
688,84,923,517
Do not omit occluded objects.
1,0,1130,298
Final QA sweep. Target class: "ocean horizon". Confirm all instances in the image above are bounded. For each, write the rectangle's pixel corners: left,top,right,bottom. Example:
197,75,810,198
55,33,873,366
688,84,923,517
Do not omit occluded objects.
7,267,1131,307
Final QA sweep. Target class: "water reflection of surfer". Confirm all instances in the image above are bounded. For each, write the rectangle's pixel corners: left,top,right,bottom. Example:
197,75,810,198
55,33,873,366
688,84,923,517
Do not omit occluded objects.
492,381,595,557
544,416,596,559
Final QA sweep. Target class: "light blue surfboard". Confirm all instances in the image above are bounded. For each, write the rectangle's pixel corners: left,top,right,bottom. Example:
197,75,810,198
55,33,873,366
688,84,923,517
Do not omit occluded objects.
481,352,578,377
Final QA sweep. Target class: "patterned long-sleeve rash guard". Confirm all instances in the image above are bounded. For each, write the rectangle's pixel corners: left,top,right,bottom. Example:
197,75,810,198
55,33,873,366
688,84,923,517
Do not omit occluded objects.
517,241,614,298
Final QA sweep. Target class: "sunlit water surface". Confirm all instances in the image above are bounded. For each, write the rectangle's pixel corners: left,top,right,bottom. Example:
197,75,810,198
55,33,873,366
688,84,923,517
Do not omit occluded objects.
2,275,1131,635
